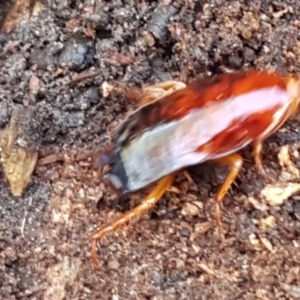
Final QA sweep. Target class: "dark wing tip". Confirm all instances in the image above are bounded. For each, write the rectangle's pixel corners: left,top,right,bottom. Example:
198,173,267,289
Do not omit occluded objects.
92,145,113,170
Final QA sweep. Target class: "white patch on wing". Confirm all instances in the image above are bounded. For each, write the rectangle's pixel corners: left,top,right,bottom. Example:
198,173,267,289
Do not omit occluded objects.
258,97,291,140
121,86,290,191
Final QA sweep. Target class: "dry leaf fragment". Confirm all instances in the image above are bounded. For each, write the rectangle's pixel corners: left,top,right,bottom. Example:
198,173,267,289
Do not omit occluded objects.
280,282,300,298
29,75,40,94
0,107,41,196
194,222,212,235
37,154,63,166
198,262,239,282
255,288,271,300
258,215,276,230
84,23,96,38
272,7,289,19
278,145,300,181
181,202,202,217
31,0,43,16
258,235,273,252
260,183,300,206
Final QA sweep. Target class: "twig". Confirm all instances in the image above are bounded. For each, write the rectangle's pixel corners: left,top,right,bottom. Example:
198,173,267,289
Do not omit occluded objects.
20,196,32,237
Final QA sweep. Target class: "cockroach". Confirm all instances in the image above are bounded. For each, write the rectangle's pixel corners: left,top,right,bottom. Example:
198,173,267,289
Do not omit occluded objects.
90,70,300,267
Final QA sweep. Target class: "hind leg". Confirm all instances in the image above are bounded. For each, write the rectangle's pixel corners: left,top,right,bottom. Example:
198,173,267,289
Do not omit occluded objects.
213,153,243,234
90,174,175,269
253,141,275,183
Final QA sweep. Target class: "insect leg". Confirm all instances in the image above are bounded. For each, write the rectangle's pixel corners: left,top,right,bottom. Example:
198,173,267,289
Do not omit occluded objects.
140,80,186,105
90,173,175,268
214,153,243,234
253,141,274,183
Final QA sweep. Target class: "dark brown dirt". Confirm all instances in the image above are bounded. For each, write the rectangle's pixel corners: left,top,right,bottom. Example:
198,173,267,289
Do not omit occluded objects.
1,1,300,299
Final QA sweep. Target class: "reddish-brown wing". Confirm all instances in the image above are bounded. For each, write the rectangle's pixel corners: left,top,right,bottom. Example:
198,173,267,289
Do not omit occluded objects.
114,70,286,148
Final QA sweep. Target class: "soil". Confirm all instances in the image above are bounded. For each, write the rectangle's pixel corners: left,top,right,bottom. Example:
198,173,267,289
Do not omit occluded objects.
1,0,300,299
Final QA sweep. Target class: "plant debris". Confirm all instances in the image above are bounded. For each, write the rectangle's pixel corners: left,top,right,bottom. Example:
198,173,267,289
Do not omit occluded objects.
0,107,40,196
1,0,44,34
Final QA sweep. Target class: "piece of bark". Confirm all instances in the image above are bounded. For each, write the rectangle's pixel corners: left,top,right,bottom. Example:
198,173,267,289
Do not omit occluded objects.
0,107,41,196
1,0,44,34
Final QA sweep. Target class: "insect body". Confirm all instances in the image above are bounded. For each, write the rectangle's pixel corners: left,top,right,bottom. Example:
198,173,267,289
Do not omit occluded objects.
91,70,300,267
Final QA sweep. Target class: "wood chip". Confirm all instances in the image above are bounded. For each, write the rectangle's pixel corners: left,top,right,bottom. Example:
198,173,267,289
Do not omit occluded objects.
37,154,63,166
29,75,40,94
101,81,114,98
